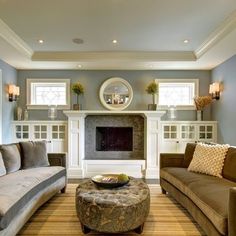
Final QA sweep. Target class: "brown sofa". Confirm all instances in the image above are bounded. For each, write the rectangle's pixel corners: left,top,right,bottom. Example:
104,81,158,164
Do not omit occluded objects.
160,143,236,236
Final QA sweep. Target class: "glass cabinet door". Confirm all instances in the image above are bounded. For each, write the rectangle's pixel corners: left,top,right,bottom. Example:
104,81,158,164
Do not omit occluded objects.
180,125,196,140
15,125,29,140
33,125,48,140
163,125,178,140
51,125,66,140
198,125,214,141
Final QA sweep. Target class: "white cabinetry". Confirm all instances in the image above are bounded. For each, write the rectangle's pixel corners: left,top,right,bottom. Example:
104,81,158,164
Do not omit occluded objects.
160,121,217,153
12,121,67,153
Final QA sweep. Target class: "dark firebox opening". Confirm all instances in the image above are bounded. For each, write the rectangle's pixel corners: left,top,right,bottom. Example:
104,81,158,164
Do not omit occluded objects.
96,127,133,151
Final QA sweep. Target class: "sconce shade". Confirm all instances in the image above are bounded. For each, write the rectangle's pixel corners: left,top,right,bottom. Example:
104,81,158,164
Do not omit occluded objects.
209,84,213,94
212,82,220,93
15,86,20,96
209,82,221,100
8,84,20,102
8,84,15,94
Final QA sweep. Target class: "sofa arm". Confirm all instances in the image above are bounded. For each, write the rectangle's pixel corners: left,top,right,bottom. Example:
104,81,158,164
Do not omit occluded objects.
160,153,185,169
48,153,67,168
229,187,236,236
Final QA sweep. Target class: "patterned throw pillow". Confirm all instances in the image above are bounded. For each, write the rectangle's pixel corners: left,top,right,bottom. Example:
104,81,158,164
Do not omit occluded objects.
188,143,229,178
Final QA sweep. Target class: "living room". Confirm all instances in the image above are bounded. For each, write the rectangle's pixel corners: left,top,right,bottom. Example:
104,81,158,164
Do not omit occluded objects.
0,1,236,235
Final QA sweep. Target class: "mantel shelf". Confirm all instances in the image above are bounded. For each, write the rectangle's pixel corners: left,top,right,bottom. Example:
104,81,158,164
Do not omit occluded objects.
63,110,166,118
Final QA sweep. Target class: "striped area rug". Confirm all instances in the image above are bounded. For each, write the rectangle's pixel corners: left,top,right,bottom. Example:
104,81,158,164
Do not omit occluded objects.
18,184,204,235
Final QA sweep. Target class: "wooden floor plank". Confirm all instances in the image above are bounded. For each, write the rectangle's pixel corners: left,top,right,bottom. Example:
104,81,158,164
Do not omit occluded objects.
18,184,205,236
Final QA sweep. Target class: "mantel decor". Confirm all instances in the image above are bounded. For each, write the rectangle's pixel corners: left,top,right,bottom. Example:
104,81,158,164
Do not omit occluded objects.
99,77,133,111
72,82,84,110
146,81,159,110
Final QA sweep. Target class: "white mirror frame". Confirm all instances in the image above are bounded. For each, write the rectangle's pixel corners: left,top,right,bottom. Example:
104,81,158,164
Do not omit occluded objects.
99,77,133,111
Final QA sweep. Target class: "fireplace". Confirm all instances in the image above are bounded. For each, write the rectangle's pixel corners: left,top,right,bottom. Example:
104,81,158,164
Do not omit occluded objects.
96,127,133,151
64,110,166,178
85,115,144,160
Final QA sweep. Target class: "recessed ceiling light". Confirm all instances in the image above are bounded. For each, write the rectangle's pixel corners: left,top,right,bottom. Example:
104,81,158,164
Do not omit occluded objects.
183,39,189,44
73,38,84,44
38,39,44,44
112,39,118,44
77,64,82,68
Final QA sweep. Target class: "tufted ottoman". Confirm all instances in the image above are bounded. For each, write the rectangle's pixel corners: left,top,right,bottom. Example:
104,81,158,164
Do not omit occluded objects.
75,178,150,234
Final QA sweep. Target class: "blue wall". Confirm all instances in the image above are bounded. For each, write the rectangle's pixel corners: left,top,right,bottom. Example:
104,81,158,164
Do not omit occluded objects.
211,55,236,145
17,70,211,121
0,59,17,144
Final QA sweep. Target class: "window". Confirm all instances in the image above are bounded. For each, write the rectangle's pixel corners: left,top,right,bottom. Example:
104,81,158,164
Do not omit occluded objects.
155,79,199,109
27,79,70,109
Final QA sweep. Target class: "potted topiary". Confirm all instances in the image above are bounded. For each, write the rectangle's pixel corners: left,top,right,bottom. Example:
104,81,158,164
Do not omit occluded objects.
72,82,84,110
146,81,159,110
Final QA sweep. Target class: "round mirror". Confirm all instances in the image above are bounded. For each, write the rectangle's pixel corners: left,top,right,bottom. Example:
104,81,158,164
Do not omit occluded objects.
99,77,133,110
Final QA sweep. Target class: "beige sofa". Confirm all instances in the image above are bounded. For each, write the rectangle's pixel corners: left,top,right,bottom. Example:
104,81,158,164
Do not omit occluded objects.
160,143,236,236
0,142,67,236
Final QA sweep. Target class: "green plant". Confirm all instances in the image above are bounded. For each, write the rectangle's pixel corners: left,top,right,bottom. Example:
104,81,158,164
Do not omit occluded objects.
72,82,84,103
146,81,158,104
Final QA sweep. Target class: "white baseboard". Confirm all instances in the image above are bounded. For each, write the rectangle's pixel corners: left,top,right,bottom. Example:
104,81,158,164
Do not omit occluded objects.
67,168,83,178
83,159,145,178
145,167,160,179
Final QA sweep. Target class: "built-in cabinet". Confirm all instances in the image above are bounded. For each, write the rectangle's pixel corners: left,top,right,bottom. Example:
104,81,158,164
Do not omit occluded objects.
12,121,67,153
160,121,217,153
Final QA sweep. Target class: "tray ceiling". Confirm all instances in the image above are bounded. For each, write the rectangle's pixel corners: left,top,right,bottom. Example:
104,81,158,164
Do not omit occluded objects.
0,0,236,70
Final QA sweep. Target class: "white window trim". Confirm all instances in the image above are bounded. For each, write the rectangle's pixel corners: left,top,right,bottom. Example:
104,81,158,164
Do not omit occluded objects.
26,78,71,110
155,78,199,110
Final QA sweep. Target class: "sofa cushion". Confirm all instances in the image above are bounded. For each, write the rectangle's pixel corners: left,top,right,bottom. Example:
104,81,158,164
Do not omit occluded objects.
188,143,229,178
222,147,236,182
160,167,236,235
0,166,66,230
20,141,49,169
0,153,6,176
0,144,21,173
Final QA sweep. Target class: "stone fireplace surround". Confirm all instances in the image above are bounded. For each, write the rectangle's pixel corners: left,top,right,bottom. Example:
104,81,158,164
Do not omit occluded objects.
64,110,165,179
85,115,144,160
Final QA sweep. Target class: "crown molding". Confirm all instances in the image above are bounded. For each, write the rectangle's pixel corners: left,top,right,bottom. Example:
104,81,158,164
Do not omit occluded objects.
195,10,236,58
0,18,33,58
31,51,196,62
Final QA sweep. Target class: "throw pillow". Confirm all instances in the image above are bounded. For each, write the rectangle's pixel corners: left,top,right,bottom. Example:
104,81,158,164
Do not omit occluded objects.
20,141,49,169
188,143,229,178
0,152,7,176
0,144,21,173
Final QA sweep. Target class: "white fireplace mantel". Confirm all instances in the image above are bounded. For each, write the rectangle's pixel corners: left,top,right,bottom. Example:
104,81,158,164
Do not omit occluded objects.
63,110,166,179
63,110,165,117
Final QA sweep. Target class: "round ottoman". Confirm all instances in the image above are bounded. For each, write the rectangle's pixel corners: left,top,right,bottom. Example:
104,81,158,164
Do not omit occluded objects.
75,178,150,234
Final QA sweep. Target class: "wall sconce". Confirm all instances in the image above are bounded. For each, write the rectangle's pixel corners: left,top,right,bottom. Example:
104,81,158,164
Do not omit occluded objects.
209,82,221,100
8,84,20,102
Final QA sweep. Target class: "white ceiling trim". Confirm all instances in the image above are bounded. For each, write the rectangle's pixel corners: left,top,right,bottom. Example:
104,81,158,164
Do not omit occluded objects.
195,10,236,58
0,18,33,58
31,51,196,62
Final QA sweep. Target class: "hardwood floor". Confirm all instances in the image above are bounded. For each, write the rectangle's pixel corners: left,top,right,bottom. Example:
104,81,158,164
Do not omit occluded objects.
18,184,205,235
